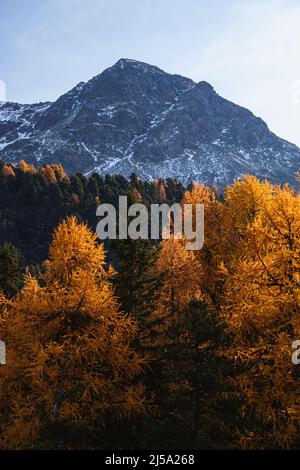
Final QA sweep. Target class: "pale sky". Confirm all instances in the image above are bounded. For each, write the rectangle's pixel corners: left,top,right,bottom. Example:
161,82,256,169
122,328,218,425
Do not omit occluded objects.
0,0,299,145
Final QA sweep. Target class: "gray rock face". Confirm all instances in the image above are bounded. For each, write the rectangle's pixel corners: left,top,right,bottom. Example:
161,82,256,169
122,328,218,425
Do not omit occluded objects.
0,58,299,186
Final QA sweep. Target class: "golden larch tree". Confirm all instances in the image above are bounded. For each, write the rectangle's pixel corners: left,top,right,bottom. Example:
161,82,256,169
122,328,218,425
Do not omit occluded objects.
0,216,147,449
220,177,300,448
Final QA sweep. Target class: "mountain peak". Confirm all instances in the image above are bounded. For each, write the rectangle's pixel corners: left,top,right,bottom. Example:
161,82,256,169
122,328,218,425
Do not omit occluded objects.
116,58,141,66
197,81,215,93
114,57,150,67
110,58,165,75
0,59,299,188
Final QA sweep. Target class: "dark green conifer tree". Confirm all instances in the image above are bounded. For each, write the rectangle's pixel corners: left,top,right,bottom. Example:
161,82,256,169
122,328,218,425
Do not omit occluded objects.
0,242,23,297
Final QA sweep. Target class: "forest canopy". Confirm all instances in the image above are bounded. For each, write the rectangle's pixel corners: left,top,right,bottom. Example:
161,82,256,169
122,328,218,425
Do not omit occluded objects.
0,160,299,450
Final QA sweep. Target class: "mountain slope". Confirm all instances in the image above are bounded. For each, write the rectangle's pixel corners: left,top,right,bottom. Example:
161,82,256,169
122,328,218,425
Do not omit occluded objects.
0,58,299,186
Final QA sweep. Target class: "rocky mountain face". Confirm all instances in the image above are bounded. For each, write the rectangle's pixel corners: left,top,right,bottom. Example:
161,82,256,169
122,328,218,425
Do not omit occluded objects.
0,58,299,187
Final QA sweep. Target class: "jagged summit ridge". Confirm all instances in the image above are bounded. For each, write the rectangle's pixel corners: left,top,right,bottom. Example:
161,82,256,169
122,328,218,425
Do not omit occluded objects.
0,59,299,186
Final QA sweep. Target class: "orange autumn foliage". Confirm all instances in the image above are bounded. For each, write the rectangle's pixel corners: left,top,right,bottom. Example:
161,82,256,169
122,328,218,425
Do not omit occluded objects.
0,216,147,449
2,165,15,177
220,176,300,448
